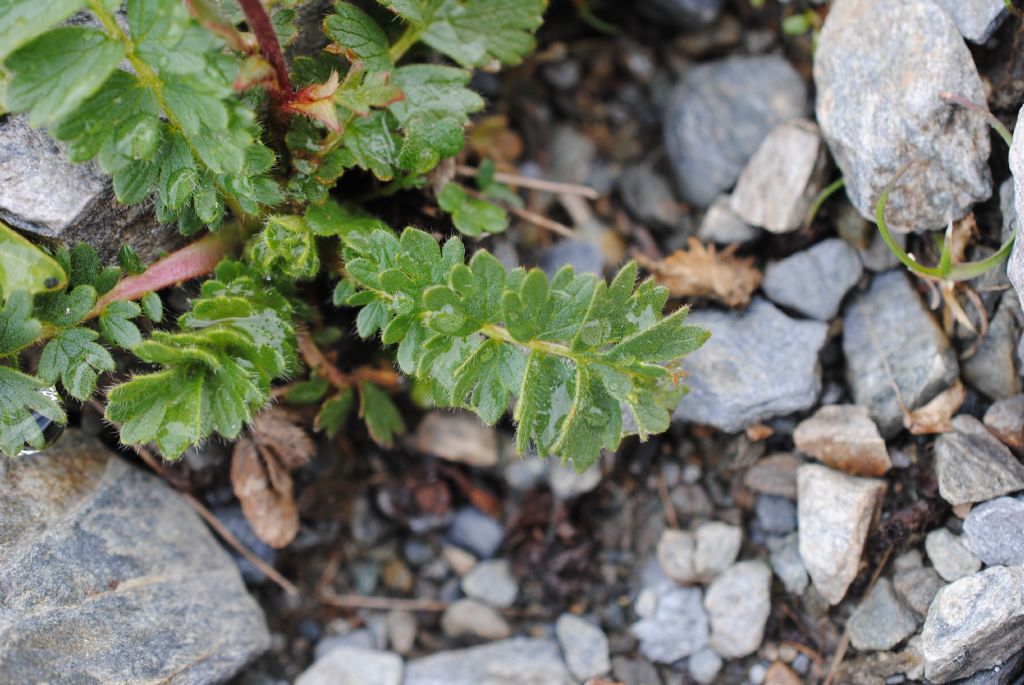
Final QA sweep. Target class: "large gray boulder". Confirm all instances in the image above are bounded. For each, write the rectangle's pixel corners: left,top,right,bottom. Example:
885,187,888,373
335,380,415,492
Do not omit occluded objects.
814,0,992,233
0,115,182,263
0,431,270,683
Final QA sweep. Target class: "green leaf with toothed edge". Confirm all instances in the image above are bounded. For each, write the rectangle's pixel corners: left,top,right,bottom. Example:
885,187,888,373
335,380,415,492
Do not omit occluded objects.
0,364,67,458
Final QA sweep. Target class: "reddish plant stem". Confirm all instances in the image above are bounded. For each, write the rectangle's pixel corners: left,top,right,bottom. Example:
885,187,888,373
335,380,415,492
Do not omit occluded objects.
89,225,244,318
296,331,402,390
236,0,293,105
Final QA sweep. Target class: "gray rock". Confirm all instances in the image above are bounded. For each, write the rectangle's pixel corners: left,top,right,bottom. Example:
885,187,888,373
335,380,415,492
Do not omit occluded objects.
296,647,403,685
440,599,511,641
618,166,680,230
639,0,723,29
631,585,710,663
963,496,1024,567
414,412,499,468
932,0,1008,43
797,463,887,604
656,529,697,584
447,507,503,559
403,638,574,685
538,240,604,278
461,559,518,609
555,614,611,681
688,647,723,685
756,495,797,534
547,458,602,500
848,579,918,651
935,414,1024,506
387,610,417,656
743,452,800,499
922,565,1024,683
612,656,663,685
694,521,742,576
814,0,992,233
962,293,1022,400
794,404,891,477
704,560,772,658
983,395,1024,457
0,115,182,263
730,120,828,234
1008,107,1024,306
763,239,863,321
0,431,269,684
767,533,809,595
673,298,828,433
925,528,982,583
894,566,945,619
950,651,1024,685
842,270,959,437
664,55,808,206
698,195,762,245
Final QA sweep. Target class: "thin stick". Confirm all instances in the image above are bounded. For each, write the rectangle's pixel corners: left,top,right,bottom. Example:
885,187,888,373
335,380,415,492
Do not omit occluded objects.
455,164,600,199
318,591,449,612
297,331,402,390
657,464,680,529
461,187,577,238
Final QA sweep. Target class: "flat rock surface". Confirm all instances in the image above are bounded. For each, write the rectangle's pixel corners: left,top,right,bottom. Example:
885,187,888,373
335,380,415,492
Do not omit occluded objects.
842,271,959,437
962,496,1024,567
932,0,1007,43
402,638,574,685
631,584,709,663
983,394,1024,456
922,565,1024,683
296,647,403,685
762,238,863,320
935,414,1024,506
925,528,981,583
797,464,886,604
0,431,270,684
663,55,807,206
794,404,891,477
847,578,918,651
814,0,991,232
673,298,828,433
704,560,772,658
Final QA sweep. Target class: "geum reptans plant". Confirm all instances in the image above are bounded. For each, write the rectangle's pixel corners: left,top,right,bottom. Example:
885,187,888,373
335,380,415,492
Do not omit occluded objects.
0,0,709,471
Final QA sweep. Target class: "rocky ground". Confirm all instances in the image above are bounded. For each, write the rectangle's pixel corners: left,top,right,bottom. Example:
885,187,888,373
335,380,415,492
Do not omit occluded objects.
3,0,1024,684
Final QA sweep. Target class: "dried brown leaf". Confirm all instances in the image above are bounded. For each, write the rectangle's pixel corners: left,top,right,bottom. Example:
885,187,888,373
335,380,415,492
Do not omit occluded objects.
251,408,316,470
231,437,299,548
636,237,762,307
904,381,966,435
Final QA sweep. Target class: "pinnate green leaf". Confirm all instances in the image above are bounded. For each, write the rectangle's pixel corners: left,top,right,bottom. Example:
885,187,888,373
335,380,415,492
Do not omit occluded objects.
438,182,508,236
324,3,392,71
359,381,404,447
38,327,115,400
0,290,42,356
0,365,67,457
99,300,143,349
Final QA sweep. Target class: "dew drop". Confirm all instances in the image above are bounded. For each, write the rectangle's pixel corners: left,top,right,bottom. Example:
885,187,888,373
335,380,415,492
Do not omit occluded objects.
16,387,65,456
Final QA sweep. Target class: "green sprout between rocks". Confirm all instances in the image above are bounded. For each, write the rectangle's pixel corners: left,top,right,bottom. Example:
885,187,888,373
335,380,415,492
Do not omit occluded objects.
0,0,709,470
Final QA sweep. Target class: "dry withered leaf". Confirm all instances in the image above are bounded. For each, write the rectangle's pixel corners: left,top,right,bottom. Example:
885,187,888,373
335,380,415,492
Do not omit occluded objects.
636,237,762,307
230,408,316,548
904,381,965,435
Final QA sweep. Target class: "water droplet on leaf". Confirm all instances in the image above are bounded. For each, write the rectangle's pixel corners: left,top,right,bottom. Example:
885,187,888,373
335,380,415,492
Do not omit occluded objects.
17,387,65,456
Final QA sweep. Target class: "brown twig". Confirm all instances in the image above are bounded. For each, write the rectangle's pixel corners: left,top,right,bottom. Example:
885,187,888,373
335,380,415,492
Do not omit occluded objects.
656,464,680,529
461,186,577,239
455,164,600,199
318,591,449,612
236,0,292,105
296,331,402,391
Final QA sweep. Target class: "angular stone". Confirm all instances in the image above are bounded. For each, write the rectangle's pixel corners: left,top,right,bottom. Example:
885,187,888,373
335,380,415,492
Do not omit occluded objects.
962,293,1022,400
664,55,808,206
847,578,918,651
935,414,1024,506
704,560,772,658
815,0,991,232
932,0,1008,43
631,585,709,663
404,638,574,685
555,614,611,681
744,453,800,499
1010,119,1024,303
440,599,511,641
794,404,891,477
925,528,982,583
414,412,499,468
922,565,1024,683
698,195,762,245
730,120,827,233
756,495,797,535
295,647,403,685
656,529,697,584
767,532,809,595
894,566,945,619
0,115,181,263
762,239,863,320
0,431,269,683
950,651,1024,685
963,496,1024,567
461,559,518,609
688,647,723,685
842,271,959,437
447,507,503,559
673,298,828,433
618,165,680,230
694,521,742,577
797,464,886,604
983,395,1024,457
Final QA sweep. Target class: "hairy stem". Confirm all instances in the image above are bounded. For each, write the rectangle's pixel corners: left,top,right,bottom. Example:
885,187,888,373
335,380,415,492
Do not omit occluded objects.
89,225,245,318
236,0,293,104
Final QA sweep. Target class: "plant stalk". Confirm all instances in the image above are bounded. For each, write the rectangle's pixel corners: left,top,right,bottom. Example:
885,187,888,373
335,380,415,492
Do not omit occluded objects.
236,0,293,105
